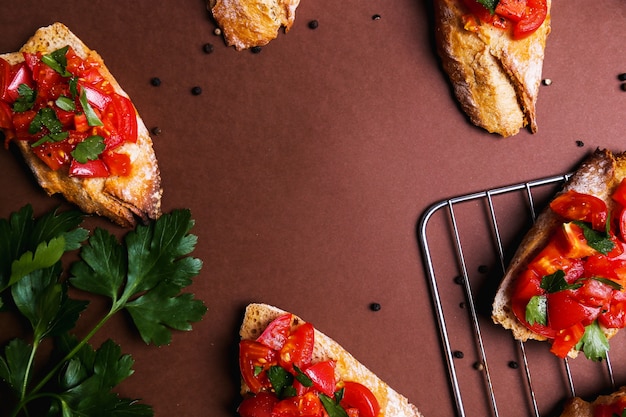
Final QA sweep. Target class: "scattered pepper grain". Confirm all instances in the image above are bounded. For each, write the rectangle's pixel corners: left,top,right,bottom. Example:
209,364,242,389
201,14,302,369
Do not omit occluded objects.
508,361,519,369
453,351,464,359
618,73,626,82
251,46,262,54
203,43,214,54
308,20,319,29
369,302,381,312
151,127,162,136
191,86,202,95
150,77,161,87
478,265,488,274
372,14,381,20
621,83,626,92
473,362,484,371
453,275,464,285
576,140,585,147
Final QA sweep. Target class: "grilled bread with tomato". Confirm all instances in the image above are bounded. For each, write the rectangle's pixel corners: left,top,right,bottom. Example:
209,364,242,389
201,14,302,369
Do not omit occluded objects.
0,23,162,227
237,303,423,417
434,0,551,137
208,0,300,51
559,386,626,417
492,149,626,359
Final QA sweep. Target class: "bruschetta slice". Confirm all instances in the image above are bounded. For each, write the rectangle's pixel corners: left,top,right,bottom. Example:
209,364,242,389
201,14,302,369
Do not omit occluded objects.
492,149,626,359
0,23,162,227
237,303,423,417
208,0,300,51
560,387,626,417
434,0,551,137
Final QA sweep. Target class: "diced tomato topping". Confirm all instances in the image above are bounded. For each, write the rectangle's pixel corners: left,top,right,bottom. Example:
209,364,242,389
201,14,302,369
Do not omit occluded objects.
256,313,293,351
238,393,279,417
305,360,337,397
461,0,546,38
239,340,278,394
495,0,527,22
279,322,315,373
512,0,548,39
101,151,131,177
69,158,110,177
340,382,381,417
550,323,585,358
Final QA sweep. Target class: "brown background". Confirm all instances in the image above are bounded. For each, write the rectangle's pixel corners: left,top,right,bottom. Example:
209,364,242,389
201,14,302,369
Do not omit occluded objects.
1,1,626,416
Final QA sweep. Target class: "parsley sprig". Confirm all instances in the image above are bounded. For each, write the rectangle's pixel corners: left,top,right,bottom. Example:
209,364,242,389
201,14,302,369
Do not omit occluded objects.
0,205,207,416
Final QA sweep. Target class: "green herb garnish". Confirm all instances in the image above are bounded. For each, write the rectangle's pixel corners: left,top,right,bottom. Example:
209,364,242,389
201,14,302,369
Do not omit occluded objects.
41,46,71,77
319,392,349,417
71,135,105,164
267,366,296,398
475,0,498,13
55,95,75,112
28,108,69,147
573,221,615,255
79,90,103,127
0,205,206,416
575,321,610,361
540,270,582,293
13,84,36,112
526,295,547,326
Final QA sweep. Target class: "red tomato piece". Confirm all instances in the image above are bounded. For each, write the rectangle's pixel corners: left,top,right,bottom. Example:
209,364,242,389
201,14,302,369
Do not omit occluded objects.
461,0,492,23
340,382,380,417
256,313,293,351
279,322,315,373
11,109,36,138
612,179,626,207
237,393,278,417
558,222,597,259
547,290,599,330
495,0,527,22
69,158,110,178
239,340,277,394
79,83,112,112
305,360,337,397
4,62,34,102
102,151,131,177
32,140,74,171
550,323,585,358
512,0,547,39
599,290,626,329
0,58,11,102
550,190,608,231
574,278,615,310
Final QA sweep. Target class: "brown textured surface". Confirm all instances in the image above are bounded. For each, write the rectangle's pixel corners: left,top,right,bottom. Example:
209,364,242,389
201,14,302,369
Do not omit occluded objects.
1,1,626,417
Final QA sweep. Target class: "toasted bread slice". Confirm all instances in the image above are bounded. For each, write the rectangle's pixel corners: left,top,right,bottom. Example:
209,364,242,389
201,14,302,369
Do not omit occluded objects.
1,23,162,227
560,387,626,417
240,303,423,417
434,0,551,137
208,0,300,51
492,149,626,357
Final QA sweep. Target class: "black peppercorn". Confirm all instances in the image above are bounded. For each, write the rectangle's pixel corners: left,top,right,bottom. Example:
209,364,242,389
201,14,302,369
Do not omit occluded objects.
191,86,202,95
618,73,626,81
508,361,519,369
308,20,319,29
453,351,464,359
453,276,464,285
372,14,381,20
203,43,214,54
478,265,488,274
251,46,262,54
621,83,626,92
576,140,585,147
150,77,161,87
369,302,381,312
151,127,162,136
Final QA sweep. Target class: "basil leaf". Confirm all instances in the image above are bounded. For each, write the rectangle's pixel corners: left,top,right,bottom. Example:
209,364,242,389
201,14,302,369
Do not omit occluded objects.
71,135,105,164
319,393,349,417
69,77,79,98
55,96,75,112
79,90,103,127
13,84,36,112
475,0,498,13
592,277,623,291
293,365,313,387
41,46,71,77
573,221,615,255
575,321,609,361
266,366,294,398
526,295,547,326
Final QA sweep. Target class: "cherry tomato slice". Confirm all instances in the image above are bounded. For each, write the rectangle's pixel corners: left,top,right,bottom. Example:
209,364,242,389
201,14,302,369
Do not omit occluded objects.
32,140,74,171
69,158,110,177
102,151,131,177
340,382,380,417
612,179,626,207
550,190,608,231
279,322,315,373
304,360,337,397
239,340,277,394
237,393,278,417
547,290,599,330
550,322,585,358
256,313,292,351
599,291,626,329
495,0,527,22
512,0,547,39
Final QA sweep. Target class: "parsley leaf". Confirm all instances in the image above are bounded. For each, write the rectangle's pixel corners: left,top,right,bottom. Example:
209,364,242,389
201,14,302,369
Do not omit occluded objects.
573,221,615,255
71,135,105,164
13,84,36,112
41,46,71,77
575,321,610,361
475,0,498,13
267,365,295,398
540,270,581,293
29,108,69,147
319,393,349,417
526,295,547,326
55,95,75,112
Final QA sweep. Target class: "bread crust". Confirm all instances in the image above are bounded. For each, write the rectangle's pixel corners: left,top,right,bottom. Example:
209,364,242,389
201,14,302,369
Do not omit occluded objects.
492,149,626,356
559,387,626,417
434,0,551,137
209,0,300,51
2,23,162,228
240,303,423,417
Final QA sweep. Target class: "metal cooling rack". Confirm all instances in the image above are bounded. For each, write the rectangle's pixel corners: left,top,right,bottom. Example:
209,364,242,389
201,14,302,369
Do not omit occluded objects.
418,174,623,417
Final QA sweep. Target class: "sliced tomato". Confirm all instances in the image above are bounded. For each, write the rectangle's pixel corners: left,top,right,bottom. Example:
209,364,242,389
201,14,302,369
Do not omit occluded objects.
256,313,293,351
11,109,36,137
615,207,626,243
237,393,278,417
69,158,109,177
599,290,626,329
3,61,34,102
550,322,585,358
559,222,598,259
279,322,315,373
101,151,131,177
340,382,380,417
512,0,547,39
574,278,615,310
547,290,599,330
79,82,112,112
495,0,527,22
239,340,277,394
550,191,608,231
31,139,74,171
305,360,337,397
